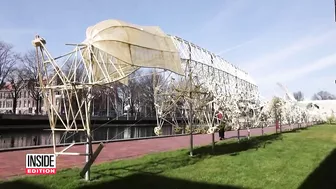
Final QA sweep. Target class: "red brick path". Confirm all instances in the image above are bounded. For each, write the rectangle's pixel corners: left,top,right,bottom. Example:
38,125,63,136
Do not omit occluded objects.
0,124,305,180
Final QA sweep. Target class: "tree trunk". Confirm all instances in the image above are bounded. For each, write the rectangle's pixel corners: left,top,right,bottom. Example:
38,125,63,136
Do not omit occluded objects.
35,99,39,115
131,102,134,117
289,122,291,130
12,98,17,114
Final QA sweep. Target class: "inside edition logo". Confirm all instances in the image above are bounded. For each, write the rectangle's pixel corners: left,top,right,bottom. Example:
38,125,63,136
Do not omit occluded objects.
26,154,57,175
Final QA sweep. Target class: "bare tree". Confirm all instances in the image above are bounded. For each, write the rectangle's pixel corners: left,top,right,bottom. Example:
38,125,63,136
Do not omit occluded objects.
128,69,166,117
117,81,131,116
62,58,85,82
0,41,16,88
21,50,43,114
136,71,157,116
312,91,336,100
7,68,26,114
60,58,97,116
129,74,143,117
293,91,304,101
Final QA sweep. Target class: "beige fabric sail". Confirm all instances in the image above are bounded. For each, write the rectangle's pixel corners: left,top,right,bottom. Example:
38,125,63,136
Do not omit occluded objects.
82,19,183,84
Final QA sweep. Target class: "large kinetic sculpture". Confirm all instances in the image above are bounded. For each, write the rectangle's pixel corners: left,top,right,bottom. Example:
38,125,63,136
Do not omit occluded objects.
32,19,184,181
32,18,324,181
152,36,262,138
151,36,326,138
256,90,325,131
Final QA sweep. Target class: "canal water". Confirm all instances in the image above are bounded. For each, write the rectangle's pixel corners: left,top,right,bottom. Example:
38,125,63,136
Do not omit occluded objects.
0,125,175,150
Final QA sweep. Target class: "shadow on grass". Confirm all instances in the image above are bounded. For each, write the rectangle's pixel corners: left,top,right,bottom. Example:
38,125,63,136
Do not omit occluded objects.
280,126,308,134
78,173,246,189
93,132,292,181
0,127,311,189
193,132,284,156
91,133,287,181
89,153,209,181
298,148,336,189
0,174,246,189
0,180,46,189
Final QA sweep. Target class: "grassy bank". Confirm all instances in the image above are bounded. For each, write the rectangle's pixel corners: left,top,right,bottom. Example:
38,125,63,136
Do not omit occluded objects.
1,124,335,189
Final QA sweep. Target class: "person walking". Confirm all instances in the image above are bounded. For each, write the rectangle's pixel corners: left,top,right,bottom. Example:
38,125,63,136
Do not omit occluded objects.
217,109,224,140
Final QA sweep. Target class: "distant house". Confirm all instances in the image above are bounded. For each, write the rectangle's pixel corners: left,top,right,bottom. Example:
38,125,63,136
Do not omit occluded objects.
0,79,133,117
0,83,13,114
0,81,46,115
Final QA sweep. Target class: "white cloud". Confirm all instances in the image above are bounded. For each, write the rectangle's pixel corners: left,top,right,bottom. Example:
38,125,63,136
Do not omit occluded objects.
243,28,336,72
253,52,336,99
216,38,256,55
259,53,336,84
200,0,251,34
0,28,42,35
0,28,49,52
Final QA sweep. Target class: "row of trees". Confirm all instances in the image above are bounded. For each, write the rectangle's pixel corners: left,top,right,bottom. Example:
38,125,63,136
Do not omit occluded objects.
0,41,42,114
89,70,158,118
293,91,336,101
0,40,160,117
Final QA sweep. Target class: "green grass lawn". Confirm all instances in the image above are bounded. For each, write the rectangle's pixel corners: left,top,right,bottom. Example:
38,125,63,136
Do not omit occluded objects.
1,124,336,189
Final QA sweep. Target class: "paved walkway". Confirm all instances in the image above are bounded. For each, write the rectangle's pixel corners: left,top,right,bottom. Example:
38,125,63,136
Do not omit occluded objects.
0,124,307,180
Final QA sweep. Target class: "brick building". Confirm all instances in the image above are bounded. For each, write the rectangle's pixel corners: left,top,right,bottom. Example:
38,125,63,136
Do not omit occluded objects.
0,82,44,115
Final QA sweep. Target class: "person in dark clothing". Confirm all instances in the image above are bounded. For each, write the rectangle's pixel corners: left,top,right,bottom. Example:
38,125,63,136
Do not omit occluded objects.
217,109,225,140
33,136,37,146
218,126,225,140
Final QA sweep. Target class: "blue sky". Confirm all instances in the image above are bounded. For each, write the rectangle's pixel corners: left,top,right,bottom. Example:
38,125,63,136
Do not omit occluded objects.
1,0,335,100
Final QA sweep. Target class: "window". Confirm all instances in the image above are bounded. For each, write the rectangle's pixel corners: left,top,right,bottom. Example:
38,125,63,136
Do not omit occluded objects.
18,101,21,108
24,91,26,98
24,101,26,107
28,100,31,108
0,93,2,99
0,101,2,108
19,92,22,98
